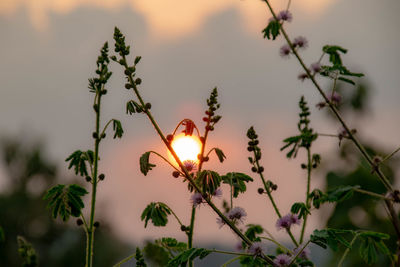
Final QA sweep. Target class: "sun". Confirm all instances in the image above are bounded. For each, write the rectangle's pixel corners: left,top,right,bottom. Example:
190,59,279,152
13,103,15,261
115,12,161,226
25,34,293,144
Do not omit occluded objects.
170,133,202,163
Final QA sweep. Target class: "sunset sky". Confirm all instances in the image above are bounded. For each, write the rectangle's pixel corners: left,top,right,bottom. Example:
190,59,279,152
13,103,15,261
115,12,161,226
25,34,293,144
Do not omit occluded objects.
1,0,399,251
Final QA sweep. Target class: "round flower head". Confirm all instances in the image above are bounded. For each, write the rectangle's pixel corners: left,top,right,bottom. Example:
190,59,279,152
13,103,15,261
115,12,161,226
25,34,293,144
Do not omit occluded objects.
290,213,301,225
228,207,247,223
310,62,322,74
235,241,243,252
298,72,308,81
212,187,223,198
293,36,308,49
191,193,203,207
293,246,311,260
273,254,291,267
249,242,263,256
183,160,197,172
277,10,293,22
280,44,291,58
329,91,342,105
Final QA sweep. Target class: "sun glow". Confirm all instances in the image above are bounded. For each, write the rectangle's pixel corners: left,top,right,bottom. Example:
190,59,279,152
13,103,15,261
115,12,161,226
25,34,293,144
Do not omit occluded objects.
170,133,202,163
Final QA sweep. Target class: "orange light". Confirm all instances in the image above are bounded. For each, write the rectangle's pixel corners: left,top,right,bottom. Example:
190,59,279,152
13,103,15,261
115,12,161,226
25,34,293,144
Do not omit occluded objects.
170,133,202,163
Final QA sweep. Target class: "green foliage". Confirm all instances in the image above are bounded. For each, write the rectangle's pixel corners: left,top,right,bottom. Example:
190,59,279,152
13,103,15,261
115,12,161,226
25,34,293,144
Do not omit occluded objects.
141,202,172,228
291,202,311,219
221,172,253,198
214,148,226,163
311,185,360,209
196,170,221,194
262,20,281,40
155,238,187,254
65,150,94,177
281,96,317,158
126,100,143,114
43,184,88,221
112,119,124,139
320,45,364,86
113,27,130,57
139,152,156,176
17,236,39,267
143,237,187,265
310,229,353,251
358,232,391,265
245,224,263,242
207,87,220,113
238,255,266,267
134,247,147,267
167,248,211,267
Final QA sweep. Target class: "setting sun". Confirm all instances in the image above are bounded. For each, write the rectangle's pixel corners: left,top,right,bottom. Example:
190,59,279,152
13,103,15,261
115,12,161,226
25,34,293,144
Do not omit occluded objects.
170,133,202,163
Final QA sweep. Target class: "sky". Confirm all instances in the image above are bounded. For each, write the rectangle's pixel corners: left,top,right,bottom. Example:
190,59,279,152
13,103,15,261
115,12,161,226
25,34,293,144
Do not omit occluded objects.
1,0,400,253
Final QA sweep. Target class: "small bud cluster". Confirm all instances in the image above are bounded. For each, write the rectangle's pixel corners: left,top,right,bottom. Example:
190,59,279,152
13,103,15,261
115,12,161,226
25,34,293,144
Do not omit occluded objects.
203,88,222,133
247,127,264,172
338,128,357,146
88,42,112,96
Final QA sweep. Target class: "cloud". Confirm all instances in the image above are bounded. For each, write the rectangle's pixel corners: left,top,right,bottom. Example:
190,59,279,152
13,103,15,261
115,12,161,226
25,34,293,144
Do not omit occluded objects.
0,0,334,38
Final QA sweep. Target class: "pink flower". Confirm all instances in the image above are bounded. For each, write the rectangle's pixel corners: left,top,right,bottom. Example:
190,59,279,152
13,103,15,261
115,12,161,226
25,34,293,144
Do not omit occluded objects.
273,254,291,266
216,217,226,228
293,247,311,259
212,188,223,198
276,213,301,230
191,193,203,207
298,73,308,81
280,44,291,58
249,242,264,256
293,36,308,49
310,62,322,74
183,160,197,172
329,91,342,105
277,10,293,22
228,207,247,223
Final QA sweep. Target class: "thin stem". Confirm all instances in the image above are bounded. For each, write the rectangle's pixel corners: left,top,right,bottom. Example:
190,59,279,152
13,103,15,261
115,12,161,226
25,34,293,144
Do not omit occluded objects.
210,249,253,257
188,205,196,266
99,118,114,137
221,256,241,267
260,236,290,253
113,252,136,267
354,188,390,200
161,202,184,227
318,133,342,138
288,240,311,266
263,0,394,193
80,213,89,231
300,148,312,244
86,86,103,267
149,151,182,173
382,146,400,164
252,149,299,246
286,0,292,10
121,56,274,265
337,234,359,267
171,119,201,138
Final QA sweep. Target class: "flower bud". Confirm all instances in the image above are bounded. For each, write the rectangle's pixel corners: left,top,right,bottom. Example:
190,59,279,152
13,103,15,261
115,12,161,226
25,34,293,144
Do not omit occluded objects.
180,225,187,231
135,78,142,85
251,167,257,172
145,103,152,110
101,133,106,139
271,184,278,191
166,134,174,142
257,166,264,173
257,188,264,194
85,176,92,182
98,174,105,181
172,171,180,178
92,132,98,139
94,221,100,228
125,83,132,89
76,219,83,226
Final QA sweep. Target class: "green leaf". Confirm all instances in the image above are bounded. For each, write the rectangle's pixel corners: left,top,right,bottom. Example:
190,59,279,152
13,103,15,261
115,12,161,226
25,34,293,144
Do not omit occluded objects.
322,45,347,66
338,77,355,85
143,242,170,266
244,224,263,243
167,248,211,267
322,185,360,204
141,202,172,227
17,236,39,267
112,119,124,139
134,247,147,267
221,172,253,198
65,150,94,177
140,152,156,176
126,100,143,114
310,229,354,251
196,170,221,194
358,231,391,265
214,148,226,163
291,202,311,219
43,184,88,221
262,20,281,40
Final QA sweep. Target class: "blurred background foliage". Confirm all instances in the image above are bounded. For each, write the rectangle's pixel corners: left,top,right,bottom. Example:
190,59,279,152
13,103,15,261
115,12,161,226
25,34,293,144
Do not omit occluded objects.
0,138,132,266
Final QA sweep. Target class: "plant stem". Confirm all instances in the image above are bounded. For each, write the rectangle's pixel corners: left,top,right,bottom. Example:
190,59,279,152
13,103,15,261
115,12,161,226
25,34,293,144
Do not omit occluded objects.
86,87,102,267
113,253,135,267
300,148,312,244
262,0,393,193
188,205,196,267
288,240,311,266
221,256,241,267
354,188,389,200
149,151,182,173
382,146,400,164
252,150,299,246
121,56,274,265
260,236,290,253
210,249,253,257
337,234,359,267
